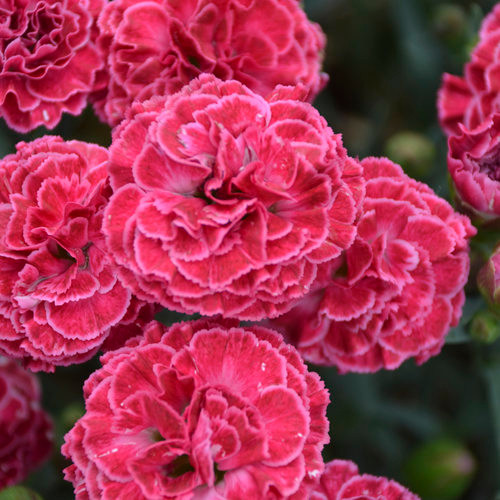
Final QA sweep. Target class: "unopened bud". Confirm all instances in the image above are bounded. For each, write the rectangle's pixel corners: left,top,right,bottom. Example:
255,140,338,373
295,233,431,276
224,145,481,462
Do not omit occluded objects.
385,131,435,178
404,438,476,500
477,245,500,315
470,310,500,343
433,4,467,42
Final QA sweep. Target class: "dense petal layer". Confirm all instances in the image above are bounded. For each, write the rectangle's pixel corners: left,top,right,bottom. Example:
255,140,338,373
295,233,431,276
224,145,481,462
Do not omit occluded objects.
311,460,419,500
0,137,135,371
271,157,475,372
0,357,52,488
62,319,330,499
104,75,363,320
93,0,327,125
0,0,104,132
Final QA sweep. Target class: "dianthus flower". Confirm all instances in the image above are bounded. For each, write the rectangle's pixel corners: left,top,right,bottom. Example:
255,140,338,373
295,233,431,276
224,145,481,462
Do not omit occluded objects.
0,137,130,371
0,0,104,133
62,319,330,499
0,357,52,488
447,113,500,219
310,460,419,500
270,157,476,372
92,0,327,126
438,4,500,135
103,75,363,320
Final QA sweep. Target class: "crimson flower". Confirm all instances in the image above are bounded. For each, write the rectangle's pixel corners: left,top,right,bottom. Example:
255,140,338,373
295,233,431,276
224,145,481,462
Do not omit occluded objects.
310,460,419,500
270,157,476,372
92,0,327,126
0,0,104,132
103,75,363,320
0,356,52,488
62,319,330,499
0,136,130,371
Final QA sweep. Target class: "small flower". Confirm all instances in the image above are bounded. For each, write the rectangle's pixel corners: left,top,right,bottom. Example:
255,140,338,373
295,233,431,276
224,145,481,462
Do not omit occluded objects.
0,357,52,488
0,137,130,371
104,75,363,320
93,0,327,126
310,460,419,500
62,319,330,499
270,157,476,372
0,0,104,132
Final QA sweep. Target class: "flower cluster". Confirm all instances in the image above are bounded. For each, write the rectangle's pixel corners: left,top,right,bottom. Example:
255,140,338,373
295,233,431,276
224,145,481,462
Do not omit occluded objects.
62,319,330,499
310,460,419,500
270,157,475,372
0,357,52,488
103,75,363,320
92,0,327,126
0,0,482,496
0,0,104,132
438,4,500,219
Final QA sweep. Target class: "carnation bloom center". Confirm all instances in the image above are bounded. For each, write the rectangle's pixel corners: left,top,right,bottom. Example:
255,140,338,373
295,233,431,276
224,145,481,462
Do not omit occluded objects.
477,147,500,181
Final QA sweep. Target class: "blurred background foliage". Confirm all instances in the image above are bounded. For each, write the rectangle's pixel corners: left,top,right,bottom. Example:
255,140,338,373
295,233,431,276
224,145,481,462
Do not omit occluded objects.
3,1,499,499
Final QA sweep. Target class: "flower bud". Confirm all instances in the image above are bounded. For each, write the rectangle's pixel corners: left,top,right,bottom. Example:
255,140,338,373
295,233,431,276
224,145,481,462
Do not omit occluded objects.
404,438,476,500
432,4,467,42
385,131,435,178
477,245,500,315
470,310,500,343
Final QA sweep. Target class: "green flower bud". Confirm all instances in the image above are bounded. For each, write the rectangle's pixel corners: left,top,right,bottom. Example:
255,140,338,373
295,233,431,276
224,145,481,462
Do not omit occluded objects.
470,310,500,343
477,245,500,316
385,131,435,178
404,438,476,500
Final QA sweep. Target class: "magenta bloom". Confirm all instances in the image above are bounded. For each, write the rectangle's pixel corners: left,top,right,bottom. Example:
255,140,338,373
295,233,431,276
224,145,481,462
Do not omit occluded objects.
310,460,419,500
62,319,330,499
0,137,130,371
271,157,476,372
104,75,363,320
0,357,52,488
447,114,500,219
0,0,104,133
93,0,327,126
438,4,500,135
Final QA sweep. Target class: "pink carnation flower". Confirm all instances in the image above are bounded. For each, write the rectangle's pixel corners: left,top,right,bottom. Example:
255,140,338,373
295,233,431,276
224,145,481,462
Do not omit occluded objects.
62,319,330,499
0,356,52,488
0,0,104,133
438,4,500,135
103,75,363,320
447,114,500,219
270,157,476,372
310,460,419,500
0,136,131,371
92,0,327,126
